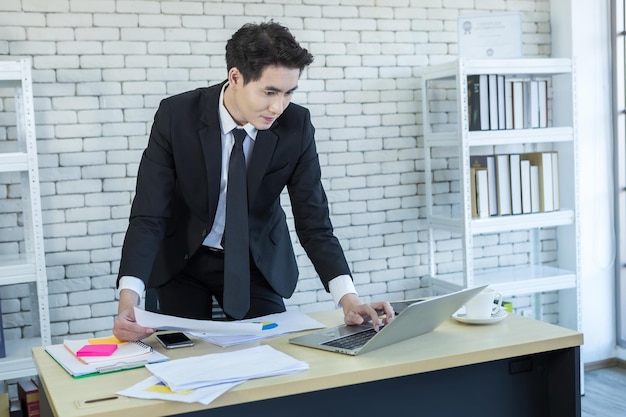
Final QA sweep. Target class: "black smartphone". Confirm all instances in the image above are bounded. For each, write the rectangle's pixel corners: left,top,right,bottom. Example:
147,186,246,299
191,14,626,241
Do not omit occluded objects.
156,332,194,349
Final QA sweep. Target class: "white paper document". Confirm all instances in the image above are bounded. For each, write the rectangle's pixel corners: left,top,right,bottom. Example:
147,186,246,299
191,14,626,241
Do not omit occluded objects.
117,376,243,405
145,344,309,392
191,310,326,347
133,307,263,335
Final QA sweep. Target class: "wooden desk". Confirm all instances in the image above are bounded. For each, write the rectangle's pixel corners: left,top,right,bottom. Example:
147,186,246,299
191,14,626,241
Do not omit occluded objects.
32,311,583,417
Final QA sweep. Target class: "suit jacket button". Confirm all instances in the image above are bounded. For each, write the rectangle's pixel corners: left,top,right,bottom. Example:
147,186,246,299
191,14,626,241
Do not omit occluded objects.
184,253,189,260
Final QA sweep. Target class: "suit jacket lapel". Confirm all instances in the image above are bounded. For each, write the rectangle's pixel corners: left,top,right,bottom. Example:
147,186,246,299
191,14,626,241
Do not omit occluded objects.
248,128,278,204
198,84,224,221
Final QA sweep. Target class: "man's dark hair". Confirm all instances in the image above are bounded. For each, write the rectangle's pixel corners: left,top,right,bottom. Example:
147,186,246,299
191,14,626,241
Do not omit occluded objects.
225,21,314,84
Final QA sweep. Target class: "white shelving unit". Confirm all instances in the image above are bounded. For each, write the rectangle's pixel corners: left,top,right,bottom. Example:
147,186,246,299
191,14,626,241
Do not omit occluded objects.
421,57,580,331
0,59,51,380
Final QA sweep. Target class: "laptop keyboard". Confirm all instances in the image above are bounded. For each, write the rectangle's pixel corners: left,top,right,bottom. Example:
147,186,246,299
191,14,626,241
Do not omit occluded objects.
321,327,382,350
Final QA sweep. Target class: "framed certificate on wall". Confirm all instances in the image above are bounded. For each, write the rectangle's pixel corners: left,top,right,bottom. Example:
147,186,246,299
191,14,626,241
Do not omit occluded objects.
457,13,522,59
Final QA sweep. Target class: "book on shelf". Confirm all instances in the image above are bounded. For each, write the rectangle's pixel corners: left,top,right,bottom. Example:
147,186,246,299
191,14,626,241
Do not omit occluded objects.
467,75,480,131
470,167,479,218
530,164,541,213
470,167,490,218
520,159,532,214
467,75,490,131
520,152,554,212
497,75,506,130
538,79,548,128
17,379,39,417
504,78,514,130
475,169,490,218
509,154,522,215
524,80,540,128
479,74,489,130
512,80,525,129
0,392,7,417
469,155,497,216
551,151,560,210
488,74,499,130
538,151,554,212
495,154,512,215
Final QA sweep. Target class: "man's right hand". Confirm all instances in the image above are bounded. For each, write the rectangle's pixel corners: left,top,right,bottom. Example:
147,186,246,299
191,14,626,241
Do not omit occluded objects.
113,289,156,342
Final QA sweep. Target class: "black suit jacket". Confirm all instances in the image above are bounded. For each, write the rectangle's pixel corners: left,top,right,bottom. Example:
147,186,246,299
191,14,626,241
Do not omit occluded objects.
117,81,351,299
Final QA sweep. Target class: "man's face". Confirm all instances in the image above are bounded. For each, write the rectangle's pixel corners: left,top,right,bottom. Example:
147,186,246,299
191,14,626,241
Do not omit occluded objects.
226,65,300,130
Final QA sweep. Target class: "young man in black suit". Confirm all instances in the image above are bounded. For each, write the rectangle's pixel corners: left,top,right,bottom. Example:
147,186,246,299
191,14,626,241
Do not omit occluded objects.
114,21,394,342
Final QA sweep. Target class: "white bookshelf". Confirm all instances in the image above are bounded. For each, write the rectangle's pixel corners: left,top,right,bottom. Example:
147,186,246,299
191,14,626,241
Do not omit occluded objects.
420,57,580,331
0,59,51,380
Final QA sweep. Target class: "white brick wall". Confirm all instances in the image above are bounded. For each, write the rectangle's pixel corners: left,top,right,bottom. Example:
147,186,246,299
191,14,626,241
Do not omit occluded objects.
0,0,553,342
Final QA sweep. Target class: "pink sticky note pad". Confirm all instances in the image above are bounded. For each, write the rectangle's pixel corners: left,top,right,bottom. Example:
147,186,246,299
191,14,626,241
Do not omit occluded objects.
76,344,118,357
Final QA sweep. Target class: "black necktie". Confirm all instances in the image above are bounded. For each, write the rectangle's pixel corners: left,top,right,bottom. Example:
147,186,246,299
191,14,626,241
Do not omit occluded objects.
222,128,250,319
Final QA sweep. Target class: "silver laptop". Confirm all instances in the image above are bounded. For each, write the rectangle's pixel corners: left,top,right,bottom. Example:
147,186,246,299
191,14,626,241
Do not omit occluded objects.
289,285,487,356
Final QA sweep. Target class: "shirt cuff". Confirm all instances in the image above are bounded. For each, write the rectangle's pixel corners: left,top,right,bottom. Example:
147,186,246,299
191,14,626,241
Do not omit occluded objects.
329,275,357,307
117,276,146,299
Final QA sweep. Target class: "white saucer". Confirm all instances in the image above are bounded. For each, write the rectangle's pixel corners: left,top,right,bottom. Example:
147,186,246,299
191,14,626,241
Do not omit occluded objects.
452,308,508,325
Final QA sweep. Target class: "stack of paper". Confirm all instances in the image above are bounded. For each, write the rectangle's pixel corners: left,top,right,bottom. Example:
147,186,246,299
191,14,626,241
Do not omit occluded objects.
192,311,325,347
133,307,263,334
133,308,325,348
116,376,242,405
46,336,169,378
148,345,308,390
117,345,308,404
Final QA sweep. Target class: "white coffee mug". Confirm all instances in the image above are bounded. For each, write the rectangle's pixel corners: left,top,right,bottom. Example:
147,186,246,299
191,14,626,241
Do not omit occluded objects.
464,288,503,319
